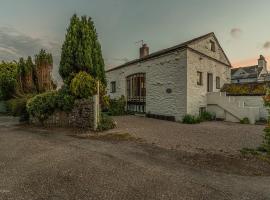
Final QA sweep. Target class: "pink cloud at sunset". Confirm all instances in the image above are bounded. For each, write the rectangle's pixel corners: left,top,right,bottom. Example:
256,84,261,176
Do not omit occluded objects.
232,55,270,69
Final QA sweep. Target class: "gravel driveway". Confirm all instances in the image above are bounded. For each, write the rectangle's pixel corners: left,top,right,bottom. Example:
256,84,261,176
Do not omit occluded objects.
109,116,265,155
0,116,270,200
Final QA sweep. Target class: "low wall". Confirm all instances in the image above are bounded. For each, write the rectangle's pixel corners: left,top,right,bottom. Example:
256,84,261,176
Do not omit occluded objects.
30,99,96,130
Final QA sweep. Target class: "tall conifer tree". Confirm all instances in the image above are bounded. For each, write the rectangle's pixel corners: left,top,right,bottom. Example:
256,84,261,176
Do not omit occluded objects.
59,14,106,85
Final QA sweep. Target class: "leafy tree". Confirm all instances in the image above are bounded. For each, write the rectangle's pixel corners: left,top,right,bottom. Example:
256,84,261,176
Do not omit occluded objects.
0,62,18,100
35,49,53,67
59,14,106,85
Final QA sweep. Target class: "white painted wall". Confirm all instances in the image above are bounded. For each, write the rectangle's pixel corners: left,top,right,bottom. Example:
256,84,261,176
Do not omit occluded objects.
186,38,231,116
106,50,188,121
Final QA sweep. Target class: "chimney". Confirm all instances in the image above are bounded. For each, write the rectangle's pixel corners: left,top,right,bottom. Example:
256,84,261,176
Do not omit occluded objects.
140,43,149,58
258,55,267,70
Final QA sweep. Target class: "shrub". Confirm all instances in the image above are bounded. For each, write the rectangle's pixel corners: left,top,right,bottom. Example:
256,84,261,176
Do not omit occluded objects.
263,127,270,154
97,113,116,131
55,85,75,112
27,91,58,123
108,96,126,116
182,114,201,124
70,71,97,99
200,111,215,121
240,117,250,124
6,98,29,122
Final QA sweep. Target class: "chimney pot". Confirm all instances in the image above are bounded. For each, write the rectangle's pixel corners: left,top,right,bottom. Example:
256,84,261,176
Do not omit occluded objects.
140,43,149,58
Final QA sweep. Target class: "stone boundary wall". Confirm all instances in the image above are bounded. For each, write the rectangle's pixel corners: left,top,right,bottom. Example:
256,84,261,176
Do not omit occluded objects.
30,98,96,130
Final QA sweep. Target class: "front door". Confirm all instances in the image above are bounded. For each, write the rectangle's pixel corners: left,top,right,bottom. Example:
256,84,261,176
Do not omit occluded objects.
207,73,213,92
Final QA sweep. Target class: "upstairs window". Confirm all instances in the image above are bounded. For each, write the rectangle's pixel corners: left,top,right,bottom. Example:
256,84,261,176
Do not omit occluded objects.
216,76,221,89
110,81,116,93
197,71,203,86
210,40,216,52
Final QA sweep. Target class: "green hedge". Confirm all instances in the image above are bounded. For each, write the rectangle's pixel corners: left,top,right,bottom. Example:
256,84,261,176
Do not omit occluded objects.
108,96,126,116
221,83,267,96
26,87,75,123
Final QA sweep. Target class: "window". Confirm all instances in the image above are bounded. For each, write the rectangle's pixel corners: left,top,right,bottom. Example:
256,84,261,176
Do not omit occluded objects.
210,40,216,52
216,76,221,89
110,81,116,93
197,71,203,85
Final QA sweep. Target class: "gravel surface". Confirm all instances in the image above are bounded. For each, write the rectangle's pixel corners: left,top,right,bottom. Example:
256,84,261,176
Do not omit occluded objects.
109,116,265,155
0,116,270,200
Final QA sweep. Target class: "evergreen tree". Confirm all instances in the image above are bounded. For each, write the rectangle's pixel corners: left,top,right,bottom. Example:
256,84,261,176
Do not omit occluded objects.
59,14,106,85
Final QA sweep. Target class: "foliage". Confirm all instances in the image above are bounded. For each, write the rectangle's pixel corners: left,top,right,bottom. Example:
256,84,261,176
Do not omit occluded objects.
221,83,266,96
27,91,58,123
200,111,215,121
182,114,201,124
263,127,270,154
240,117,250,124
70,71,97,99
97,113,116,131
55,85,75,112
35,49,53,67
6,98,29,122
0,62,18,100
108,96,126,116
59,14,106,85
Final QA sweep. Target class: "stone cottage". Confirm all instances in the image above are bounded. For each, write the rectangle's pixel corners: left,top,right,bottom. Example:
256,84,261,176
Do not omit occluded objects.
106,32,231,121
231,55,269,83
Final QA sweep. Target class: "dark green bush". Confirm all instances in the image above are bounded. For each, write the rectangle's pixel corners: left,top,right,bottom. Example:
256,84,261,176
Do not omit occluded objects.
182,114,201,124
97,113,116,131
6,98,29,122
108,96,126,116
240,117,250,124
55,86,75,112
200,111,215,121
27,91,58,123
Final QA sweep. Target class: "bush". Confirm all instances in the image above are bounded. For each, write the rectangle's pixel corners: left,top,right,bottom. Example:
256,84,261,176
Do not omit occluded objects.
97,113,116,131
108,96,126,116
182,114,201,124
200,111,215,121
27,91,58,123
6,98,29,122
263,127,270,154
240,117,250,124
55,85,75,112
70,72,97,99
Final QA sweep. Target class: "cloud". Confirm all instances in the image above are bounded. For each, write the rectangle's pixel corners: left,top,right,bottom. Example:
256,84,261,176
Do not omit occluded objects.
263,41,270,50
0,26,62,84
230,28,242,39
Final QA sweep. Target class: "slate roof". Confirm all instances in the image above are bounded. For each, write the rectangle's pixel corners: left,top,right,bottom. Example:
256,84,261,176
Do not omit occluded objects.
231,65,263,80
106,32,231,72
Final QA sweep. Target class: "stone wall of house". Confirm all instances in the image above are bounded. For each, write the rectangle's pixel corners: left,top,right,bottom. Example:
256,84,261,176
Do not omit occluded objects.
186,48,231,116
30,99,95,129
106,50,187,121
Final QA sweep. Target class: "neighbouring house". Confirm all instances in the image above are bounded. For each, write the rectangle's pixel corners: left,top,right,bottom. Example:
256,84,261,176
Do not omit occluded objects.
231,55,269,83
106,32,232,121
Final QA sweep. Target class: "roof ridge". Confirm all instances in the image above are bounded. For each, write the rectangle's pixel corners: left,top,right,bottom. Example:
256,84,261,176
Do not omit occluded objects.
106,32,229,72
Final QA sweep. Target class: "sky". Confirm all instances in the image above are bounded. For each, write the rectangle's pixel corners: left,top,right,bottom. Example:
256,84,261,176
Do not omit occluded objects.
1,0,270,80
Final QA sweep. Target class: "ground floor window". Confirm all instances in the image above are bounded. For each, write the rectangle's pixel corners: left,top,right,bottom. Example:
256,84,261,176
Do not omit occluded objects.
126,73,146,113
110,81,116,93
216,76,221,89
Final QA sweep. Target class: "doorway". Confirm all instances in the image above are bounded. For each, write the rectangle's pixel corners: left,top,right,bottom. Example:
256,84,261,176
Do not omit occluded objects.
207,73,213,92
